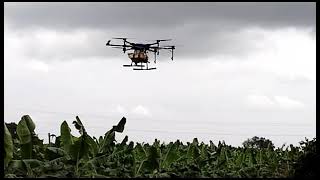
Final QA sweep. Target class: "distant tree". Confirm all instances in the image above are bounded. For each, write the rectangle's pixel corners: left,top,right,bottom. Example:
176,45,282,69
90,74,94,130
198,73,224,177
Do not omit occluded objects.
242,136,275,149
294,138,318,178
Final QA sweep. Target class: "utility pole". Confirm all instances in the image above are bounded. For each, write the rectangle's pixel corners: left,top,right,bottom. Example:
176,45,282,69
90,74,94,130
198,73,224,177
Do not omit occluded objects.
48,133,51,146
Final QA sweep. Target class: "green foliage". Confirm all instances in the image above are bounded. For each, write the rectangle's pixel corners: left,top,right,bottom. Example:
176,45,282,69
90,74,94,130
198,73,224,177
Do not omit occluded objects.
60,121,73,153
243,136,275,149
4,115,316,178
16,115,36,159
161,142,179,169
5,122,18,139
16,117,32,144
4,123,14,168
112,117,126,132
293,138,318,178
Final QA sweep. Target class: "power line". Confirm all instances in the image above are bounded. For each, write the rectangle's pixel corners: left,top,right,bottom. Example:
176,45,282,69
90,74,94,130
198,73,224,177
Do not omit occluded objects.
124,129,314,137
6,106,118,120
6,106,314,127
35,128,314,137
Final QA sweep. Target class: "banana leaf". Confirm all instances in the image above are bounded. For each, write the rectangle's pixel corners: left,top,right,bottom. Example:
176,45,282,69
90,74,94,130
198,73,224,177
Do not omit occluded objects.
4,123,13,168
60,121,73,153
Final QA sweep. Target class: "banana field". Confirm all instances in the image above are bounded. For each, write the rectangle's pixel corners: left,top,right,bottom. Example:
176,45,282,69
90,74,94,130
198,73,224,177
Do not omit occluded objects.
4,115,317,178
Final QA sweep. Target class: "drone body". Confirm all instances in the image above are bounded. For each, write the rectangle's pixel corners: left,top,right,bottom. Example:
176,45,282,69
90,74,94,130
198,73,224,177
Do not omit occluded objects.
106,37,175,70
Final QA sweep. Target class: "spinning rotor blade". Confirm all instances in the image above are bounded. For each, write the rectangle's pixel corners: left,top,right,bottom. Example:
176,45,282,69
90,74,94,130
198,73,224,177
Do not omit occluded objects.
110,44,132,48
108,44,133,48
147,39,172,42
157,39,172,42
113,37,128,46
161,45,175,49
162,45,175,47
112,37,135,41
112,37,127,40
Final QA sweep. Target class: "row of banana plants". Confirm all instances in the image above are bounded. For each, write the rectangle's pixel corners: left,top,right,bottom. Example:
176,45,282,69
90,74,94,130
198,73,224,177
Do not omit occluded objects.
4,115,317,178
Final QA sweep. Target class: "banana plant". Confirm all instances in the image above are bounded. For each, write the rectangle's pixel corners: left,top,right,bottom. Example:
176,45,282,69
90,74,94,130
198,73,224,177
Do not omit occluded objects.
96,117,127,154
16,115,36,159
160,142,180,169
4,123,13,168
60,116,97,161
4,114,316,178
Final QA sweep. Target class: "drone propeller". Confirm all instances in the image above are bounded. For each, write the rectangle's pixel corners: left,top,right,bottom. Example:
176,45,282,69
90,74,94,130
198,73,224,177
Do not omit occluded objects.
112,37,135,41
112,37,136,46
161,45,175,50
162,45,175,48
147,39,172,42
157,39,172,42
112,37,127,40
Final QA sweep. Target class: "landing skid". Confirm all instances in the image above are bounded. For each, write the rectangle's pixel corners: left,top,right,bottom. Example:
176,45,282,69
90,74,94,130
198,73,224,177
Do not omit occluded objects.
125,61,156,70
133,67,156,70
123,64,145,67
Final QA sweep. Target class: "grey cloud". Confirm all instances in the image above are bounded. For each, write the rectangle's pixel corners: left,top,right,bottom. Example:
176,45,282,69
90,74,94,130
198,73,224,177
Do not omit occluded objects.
4,2,316,30
4,2,316,60
2,19,273,61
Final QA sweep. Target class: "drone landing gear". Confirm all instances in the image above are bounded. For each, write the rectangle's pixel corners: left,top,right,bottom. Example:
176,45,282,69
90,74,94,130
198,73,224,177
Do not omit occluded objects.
123,64,145,67
133,62,156,70
133,67,156,70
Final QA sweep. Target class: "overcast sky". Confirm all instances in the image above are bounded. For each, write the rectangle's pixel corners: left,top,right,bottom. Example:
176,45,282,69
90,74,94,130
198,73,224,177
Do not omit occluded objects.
4,2,316,147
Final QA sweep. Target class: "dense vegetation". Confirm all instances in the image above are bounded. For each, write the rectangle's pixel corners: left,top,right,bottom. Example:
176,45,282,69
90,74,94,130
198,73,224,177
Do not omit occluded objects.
4,115,317,178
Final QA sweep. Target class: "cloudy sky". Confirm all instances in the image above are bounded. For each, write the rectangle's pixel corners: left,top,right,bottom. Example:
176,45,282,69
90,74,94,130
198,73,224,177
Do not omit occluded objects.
4,2,316,147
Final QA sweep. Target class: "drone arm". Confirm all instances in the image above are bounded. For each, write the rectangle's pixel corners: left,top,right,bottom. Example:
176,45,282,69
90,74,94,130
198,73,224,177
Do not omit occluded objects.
106,44,132,47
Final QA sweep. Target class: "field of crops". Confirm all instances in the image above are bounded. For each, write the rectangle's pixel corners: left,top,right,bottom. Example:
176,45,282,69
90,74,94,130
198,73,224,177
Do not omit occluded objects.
4,115,317,178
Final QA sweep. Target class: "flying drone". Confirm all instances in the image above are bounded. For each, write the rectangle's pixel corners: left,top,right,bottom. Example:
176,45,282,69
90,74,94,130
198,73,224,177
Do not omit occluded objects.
106,37,175,70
